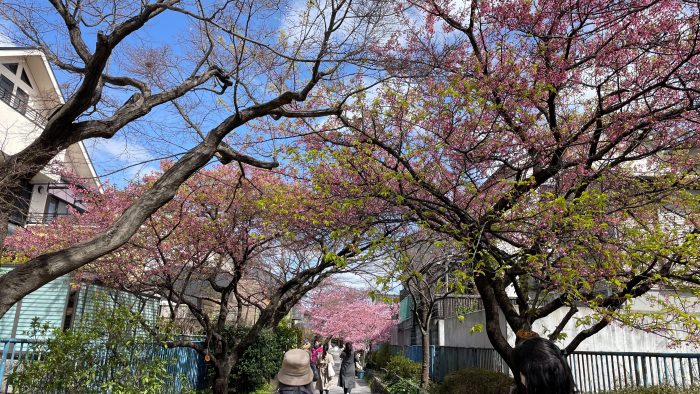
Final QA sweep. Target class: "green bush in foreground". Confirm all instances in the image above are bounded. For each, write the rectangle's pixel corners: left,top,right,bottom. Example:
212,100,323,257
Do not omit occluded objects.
368,343,393,370
9,302,190,394
386,355,422,381
381,355,423,394
600,386,700,394
435,368,513,394
226,324,299,393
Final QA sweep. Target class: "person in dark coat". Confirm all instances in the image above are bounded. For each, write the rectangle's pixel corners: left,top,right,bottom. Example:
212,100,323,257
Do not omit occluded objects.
512,337,576,394
338,342,359,394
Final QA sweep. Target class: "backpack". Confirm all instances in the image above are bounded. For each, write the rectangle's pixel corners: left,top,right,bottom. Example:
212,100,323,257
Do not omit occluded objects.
276,384,315,394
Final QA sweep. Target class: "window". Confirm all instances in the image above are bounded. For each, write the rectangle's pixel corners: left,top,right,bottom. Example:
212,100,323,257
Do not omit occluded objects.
0,74,13,104
20,69,32,88
13,87,28,114
2,63,18,74
46,195,69,223
9,182,32,226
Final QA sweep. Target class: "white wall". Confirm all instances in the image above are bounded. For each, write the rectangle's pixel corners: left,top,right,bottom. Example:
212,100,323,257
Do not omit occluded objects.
438,303,698,353
441,309,516,348
531,307,699,353
0,102,44,156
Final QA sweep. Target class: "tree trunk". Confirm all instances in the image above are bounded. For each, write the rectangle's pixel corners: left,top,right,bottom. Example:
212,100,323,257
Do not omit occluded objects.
211,361,232,394
420,327,430,388
0,208,9,250
474,276,516,367
475,277,526,393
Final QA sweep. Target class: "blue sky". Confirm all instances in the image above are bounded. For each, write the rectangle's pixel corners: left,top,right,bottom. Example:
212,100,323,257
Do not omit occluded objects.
1,2,288,188
1,0,392,189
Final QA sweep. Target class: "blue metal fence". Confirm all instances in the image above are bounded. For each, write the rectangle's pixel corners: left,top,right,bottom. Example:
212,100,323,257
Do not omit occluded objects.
0,339,42,393
569,351,700,393
391,345,700,393
391,345,437,378
392,345,508,382
0,338,208,393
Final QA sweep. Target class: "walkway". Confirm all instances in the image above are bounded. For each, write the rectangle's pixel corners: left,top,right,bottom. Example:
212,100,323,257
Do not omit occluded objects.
327,349,371,394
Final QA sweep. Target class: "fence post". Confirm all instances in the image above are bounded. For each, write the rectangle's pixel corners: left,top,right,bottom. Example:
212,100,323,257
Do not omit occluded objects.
0,340,11,393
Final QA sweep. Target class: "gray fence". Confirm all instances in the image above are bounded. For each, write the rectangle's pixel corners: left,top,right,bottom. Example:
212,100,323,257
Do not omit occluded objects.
569,351,700,393
392,345,700,392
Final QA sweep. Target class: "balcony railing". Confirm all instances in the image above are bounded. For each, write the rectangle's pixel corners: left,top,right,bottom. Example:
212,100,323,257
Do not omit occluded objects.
25,212,70,225
435,295,519,318
0,85,48,127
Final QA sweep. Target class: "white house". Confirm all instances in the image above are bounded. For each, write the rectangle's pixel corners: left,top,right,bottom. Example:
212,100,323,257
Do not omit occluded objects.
0,47,101,235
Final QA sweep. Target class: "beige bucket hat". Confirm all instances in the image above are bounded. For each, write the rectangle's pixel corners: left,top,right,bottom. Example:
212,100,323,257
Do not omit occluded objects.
277,349,313,386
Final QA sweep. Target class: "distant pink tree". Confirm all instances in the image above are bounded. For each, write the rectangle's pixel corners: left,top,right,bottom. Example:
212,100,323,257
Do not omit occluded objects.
307,283,397,350
6,164,397,394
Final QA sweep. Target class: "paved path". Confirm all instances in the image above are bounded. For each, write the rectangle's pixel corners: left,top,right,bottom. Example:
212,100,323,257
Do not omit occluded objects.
327,349,371,394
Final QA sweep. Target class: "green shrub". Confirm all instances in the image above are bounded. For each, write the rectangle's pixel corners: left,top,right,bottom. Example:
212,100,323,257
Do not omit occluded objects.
249,382,276,394
9,303,190,394
368,343,394,370
387,377,423,394
386,355,422,381
435,368,513,394
227,324,299,393
600,386,700,394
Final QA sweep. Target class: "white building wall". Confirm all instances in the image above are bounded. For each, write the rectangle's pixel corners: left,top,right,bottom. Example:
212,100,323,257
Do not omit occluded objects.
0,102,44,155
530,307,698,352
439,302,698,353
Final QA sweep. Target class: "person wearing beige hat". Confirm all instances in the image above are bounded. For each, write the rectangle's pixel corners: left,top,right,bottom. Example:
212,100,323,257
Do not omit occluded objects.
276,349,316,394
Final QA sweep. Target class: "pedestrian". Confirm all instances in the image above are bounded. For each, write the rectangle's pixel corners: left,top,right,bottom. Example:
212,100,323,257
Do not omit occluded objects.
316,343,335,394
354,349,364,376
276,349,315,394
512,337,576,394
310,336,323,382
338,341,359,394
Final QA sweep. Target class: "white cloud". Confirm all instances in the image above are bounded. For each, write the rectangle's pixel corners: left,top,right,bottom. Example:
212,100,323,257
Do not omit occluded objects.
87,137,160,187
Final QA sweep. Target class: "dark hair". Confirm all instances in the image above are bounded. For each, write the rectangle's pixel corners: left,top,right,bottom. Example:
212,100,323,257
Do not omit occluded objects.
343,342,353,354
513,338,575,394
323,343,329,355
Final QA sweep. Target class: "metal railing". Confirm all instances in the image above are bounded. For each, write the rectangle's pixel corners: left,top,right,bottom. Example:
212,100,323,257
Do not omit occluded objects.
0,339,42,394
24,212,70,225
391,345,700,392
0,85,48,127
0,337,208,393
436,296,519,318
569,351,700,393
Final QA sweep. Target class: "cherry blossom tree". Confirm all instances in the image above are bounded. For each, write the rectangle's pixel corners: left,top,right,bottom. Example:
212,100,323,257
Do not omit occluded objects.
306,282,397,350
294,0,700,386
0,0,394,319
390,234,462,387
6,164,398,394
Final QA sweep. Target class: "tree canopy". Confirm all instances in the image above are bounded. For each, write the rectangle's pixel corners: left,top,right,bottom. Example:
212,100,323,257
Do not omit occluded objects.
291,0,700,371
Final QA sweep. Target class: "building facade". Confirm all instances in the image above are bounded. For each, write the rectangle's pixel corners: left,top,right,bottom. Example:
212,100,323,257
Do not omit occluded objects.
0,47,154,338
0,47,101,233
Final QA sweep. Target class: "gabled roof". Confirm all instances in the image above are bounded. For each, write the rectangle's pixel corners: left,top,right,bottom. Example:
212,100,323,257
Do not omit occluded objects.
0,47,64,104
0,47,101,190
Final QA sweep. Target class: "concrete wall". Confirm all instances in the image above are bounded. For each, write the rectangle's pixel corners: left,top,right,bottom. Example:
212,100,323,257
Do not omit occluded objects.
530,307,699,353
440,309,516,348
436,303,698,353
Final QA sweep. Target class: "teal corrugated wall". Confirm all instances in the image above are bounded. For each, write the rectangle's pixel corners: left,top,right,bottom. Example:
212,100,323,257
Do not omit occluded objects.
0,266,70,339
72,284,160,330
399,296,413,322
